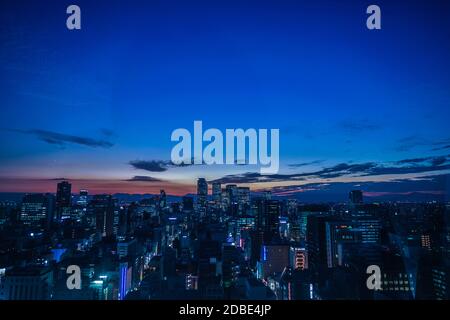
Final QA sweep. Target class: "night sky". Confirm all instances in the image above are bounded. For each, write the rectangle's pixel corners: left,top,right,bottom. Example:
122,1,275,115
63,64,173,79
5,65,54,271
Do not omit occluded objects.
0,0,449,199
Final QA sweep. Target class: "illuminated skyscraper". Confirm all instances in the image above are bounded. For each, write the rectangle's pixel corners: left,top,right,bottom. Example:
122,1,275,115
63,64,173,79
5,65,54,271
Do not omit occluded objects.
76,189,88,207
212,182,222,205
20,194,54,227
226,184,238,204
91,194,115,238
254,198,280,244
56,181,71,221
197,178,208,205
237,187,250,206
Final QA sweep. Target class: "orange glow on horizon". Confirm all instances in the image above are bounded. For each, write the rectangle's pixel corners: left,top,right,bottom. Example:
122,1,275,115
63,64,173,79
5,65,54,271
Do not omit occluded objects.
0,178,196,196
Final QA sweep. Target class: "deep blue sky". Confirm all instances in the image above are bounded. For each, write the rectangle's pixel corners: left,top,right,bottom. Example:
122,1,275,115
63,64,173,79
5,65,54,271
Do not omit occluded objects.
0,0,449,197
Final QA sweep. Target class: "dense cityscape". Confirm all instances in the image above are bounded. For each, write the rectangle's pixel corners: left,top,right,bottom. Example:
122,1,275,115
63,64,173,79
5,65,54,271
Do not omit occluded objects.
0,179,448,300
0,1,449,313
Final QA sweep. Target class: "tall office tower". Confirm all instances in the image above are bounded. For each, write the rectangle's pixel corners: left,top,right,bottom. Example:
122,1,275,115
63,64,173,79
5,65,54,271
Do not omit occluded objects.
351,215,382,266
212,182,222,205
221,190,230,209
20,194,54,228
182,196,194,211
226,184,238,204
76,189,88,207
198,240,222,298
306,214,331,272
324,221,359,268
237,187,250,206
0,267,53,300
264,190,272,201
0,201,15,226
56,181,72,221
254,198,281,244
222,244,240,296
91,194,115,238
289,246,308,270
256,244,290,280
159,189,167,209
119,262,132,300
197,178,208,207
264,200,281,243
349,190,363,205
287,199,298,217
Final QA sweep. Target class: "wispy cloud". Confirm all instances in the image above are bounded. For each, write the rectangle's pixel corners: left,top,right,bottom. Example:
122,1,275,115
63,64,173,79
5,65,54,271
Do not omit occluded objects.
288,160,324,168
395,135,428,152
432,144,450,151
125,176,164,182
100,128,116,137
338,119,381,133
129,160,171,172
263,174,449,202
129,157,206,172
9,129,114,148
211,155,450,184
395,155,448,166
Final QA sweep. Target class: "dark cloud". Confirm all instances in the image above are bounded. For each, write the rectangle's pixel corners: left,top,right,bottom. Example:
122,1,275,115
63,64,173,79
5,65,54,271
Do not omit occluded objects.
396,157,430,164
129,160,170,172
288,160,324,168
129,157,208,172
209,172,271,184
432,144,450,151
172,157,206,166
211,155,450,184
431,156,448,166
338,120,381,133
263,174,449,202
362,164,450,176
125,176,164,182
11,129,114,148
100,128,115,137
395,155,449,166
395,135,427,152
395,136,450,152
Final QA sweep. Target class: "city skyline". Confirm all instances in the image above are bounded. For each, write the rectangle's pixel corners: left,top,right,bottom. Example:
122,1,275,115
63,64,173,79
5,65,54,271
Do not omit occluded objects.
1,1,449,304
1,0,450,199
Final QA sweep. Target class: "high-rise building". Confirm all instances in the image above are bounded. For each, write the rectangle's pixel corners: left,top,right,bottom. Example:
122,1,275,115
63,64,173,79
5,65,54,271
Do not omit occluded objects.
0,267,53,300
256,244,290,280
90,195,115,238
76,189,88,207
119,262,132,300
212,182,222,205
182,196,194,211
349,190,363,205
159,190,167,209
253,198,281,244
324,221,359,268
20,194,54,227
237,187,250,206
197,178,208,207
222,244,240,295
289,246,308,270
226,185,238,204
56,181,72,221
306,214,330,271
